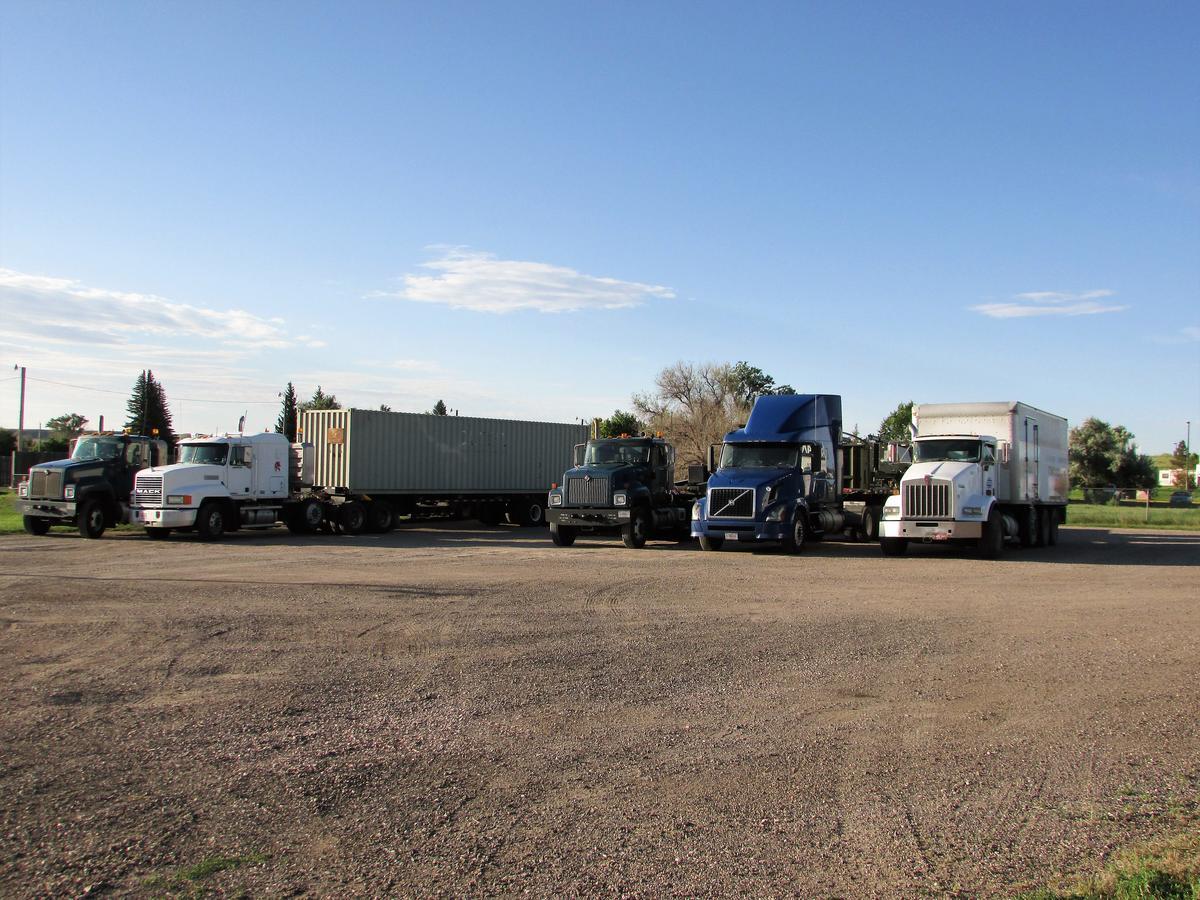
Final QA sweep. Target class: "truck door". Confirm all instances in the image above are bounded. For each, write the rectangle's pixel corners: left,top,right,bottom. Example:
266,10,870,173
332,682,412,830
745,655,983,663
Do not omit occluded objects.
226,444,253,496
122,440,148,499
1024,417,1040,500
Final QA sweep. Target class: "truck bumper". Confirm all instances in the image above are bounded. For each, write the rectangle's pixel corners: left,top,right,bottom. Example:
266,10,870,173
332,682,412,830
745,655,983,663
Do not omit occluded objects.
14,499,77,522
691,520,785,542
134,507,197,528
879,519,983,541
548,507,632,528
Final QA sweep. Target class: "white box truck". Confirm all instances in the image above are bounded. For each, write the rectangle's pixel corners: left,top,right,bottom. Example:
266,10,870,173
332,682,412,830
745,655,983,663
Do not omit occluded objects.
878,402,1068,558
132,409,586,541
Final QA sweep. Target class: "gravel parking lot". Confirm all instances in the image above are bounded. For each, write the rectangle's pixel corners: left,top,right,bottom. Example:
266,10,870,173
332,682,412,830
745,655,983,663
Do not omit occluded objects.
1,524,1197,897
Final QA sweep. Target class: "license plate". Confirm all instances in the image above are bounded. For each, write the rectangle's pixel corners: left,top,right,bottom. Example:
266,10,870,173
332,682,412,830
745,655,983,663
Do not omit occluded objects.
724,532,738,540
931,532,950,541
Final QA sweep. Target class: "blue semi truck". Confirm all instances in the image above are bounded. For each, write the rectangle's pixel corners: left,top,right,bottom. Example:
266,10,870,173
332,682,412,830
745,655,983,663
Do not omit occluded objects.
690,394,906,552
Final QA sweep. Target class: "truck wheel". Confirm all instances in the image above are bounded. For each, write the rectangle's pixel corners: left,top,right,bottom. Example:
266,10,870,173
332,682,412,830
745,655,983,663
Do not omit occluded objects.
621,509,649,549
979,507,1003,559
23,516,51,536
477,504,503,526
550,522,577,546
1018,505,1037,547
78,500,107,539
1047,509,1060,546
367,501,396,533
860,507,879,542
698,535,724,551
880,537,908,557
339,501,367,535
511,498,545,527
144,528,172,540
297,497,325,533
780,513,806,554
196,503,226,541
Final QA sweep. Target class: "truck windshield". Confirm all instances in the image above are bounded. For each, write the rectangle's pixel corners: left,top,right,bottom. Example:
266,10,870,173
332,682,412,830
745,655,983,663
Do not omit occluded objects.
913,439,981,463
180,444,229,465
584,441,650,466
720,444,806,469
71,437,124,461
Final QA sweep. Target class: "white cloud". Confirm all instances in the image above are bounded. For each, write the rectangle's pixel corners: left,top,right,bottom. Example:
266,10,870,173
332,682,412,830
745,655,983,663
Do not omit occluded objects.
0,268,324,349
376,247,676,314
971,289,1126,319
1150,325,1200,345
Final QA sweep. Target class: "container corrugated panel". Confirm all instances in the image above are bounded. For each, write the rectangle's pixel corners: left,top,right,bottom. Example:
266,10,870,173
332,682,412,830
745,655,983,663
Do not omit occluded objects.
299,408,587,494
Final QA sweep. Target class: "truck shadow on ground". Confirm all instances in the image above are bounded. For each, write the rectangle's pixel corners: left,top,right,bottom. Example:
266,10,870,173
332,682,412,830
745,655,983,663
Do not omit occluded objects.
112,522,1200,567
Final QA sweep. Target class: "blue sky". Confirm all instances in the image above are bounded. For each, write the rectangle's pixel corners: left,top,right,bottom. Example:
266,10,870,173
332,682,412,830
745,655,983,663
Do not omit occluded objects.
1,1,1196,453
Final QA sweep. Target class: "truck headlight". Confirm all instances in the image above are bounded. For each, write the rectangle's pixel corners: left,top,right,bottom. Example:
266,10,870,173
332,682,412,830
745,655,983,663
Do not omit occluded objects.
64,485,76,500
613,492,627,507
765,504,786,521
166,494,193,505
548,493,562,507
882,504,901,520
17,481,28,498
691,501,701,520
962,506,982,517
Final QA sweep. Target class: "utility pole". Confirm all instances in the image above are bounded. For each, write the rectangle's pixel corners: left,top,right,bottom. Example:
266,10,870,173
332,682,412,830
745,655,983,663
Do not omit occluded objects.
12,364,25,487
1188,420,1192,490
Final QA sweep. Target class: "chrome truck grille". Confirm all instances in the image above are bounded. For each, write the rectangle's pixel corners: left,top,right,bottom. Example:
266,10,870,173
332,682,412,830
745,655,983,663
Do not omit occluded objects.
566,475,610,505
29,470,63,499
904,480,952,518
134,475,163,505
708,487,755,518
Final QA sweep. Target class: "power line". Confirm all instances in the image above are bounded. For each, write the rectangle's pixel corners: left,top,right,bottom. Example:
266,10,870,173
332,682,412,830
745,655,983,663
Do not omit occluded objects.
26,375,279,404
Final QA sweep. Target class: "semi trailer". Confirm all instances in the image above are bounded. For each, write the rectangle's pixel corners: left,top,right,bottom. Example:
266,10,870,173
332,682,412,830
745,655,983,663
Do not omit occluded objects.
16,432,170,538
545,434,702,548
878,401,1068,558
132,409,586,540
690,394,907,552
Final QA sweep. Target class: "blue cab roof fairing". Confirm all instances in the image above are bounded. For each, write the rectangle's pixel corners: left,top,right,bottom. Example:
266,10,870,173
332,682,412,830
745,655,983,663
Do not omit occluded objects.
724,394,842,444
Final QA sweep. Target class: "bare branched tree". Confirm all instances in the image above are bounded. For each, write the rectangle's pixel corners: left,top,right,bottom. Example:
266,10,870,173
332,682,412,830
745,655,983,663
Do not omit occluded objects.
633,362,746,466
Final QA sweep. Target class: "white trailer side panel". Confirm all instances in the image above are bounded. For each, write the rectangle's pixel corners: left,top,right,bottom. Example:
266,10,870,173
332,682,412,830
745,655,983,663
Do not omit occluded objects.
301,409,587,494
913,402,1068,504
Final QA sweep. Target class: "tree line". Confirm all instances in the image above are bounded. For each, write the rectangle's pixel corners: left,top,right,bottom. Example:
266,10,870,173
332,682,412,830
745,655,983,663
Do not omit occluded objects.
11,366,1192,492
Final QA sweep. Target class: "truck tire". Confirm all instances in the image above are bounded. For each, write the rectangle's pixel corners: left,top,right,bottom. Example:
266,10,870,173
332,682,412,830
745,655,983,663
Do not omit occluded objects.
367,501,396,533
550,522,577,546
698,535,724,551
144,528,172,540
880,537,908,557
621,508,649,549
979,507,1003,559
77,499,107,539
1047,509,1060,546
196,503,226,541
339,501,367,535
296,497,324,533
1036,507,1050,547
1018,505,1037,547
780,513,806,554
23,516,51,536
510,498,545,527
859,507,879,542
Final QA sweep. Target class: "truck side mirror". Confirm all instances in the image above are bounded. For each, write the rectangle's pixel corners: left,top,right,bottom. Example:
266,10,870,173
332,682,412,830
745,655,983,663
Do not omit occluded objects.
572,444,585,467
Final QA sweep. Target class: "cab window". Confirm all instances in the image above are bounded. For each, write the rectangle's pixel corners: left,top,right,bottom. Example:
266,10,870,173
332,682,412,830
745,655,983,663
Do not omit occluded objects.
125,443,144,466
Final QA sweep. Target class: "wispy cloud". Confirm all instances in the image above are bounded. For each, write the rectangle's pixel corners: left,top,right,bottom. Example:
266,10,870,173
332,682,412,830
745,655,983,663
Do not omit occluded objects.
970,289,1126,319
375,247,676,314
0,268,326,350
1151,325,1200,345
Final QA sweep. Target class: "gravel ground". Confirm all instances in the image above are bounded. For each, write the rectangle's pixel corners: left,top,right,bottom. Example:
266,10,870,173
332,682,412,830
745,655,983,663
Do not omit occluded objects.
0,523,1197,897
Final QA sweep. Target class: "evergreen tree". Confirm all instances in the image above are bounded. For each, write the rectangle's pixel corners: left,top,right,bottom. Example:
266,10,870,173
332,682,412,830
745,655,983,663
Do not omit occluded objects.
276,382,298,441
1169,439,1197,489
298,385,341,414
432,400,448,416
599,410,643,437
125,370,176,445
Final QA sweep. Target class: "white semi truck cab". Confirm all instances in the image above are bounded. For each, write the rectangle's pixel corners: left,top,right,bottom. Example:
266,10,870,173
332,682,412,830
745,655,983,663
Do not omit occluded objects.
879,402,1068,558
133,432,320,540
